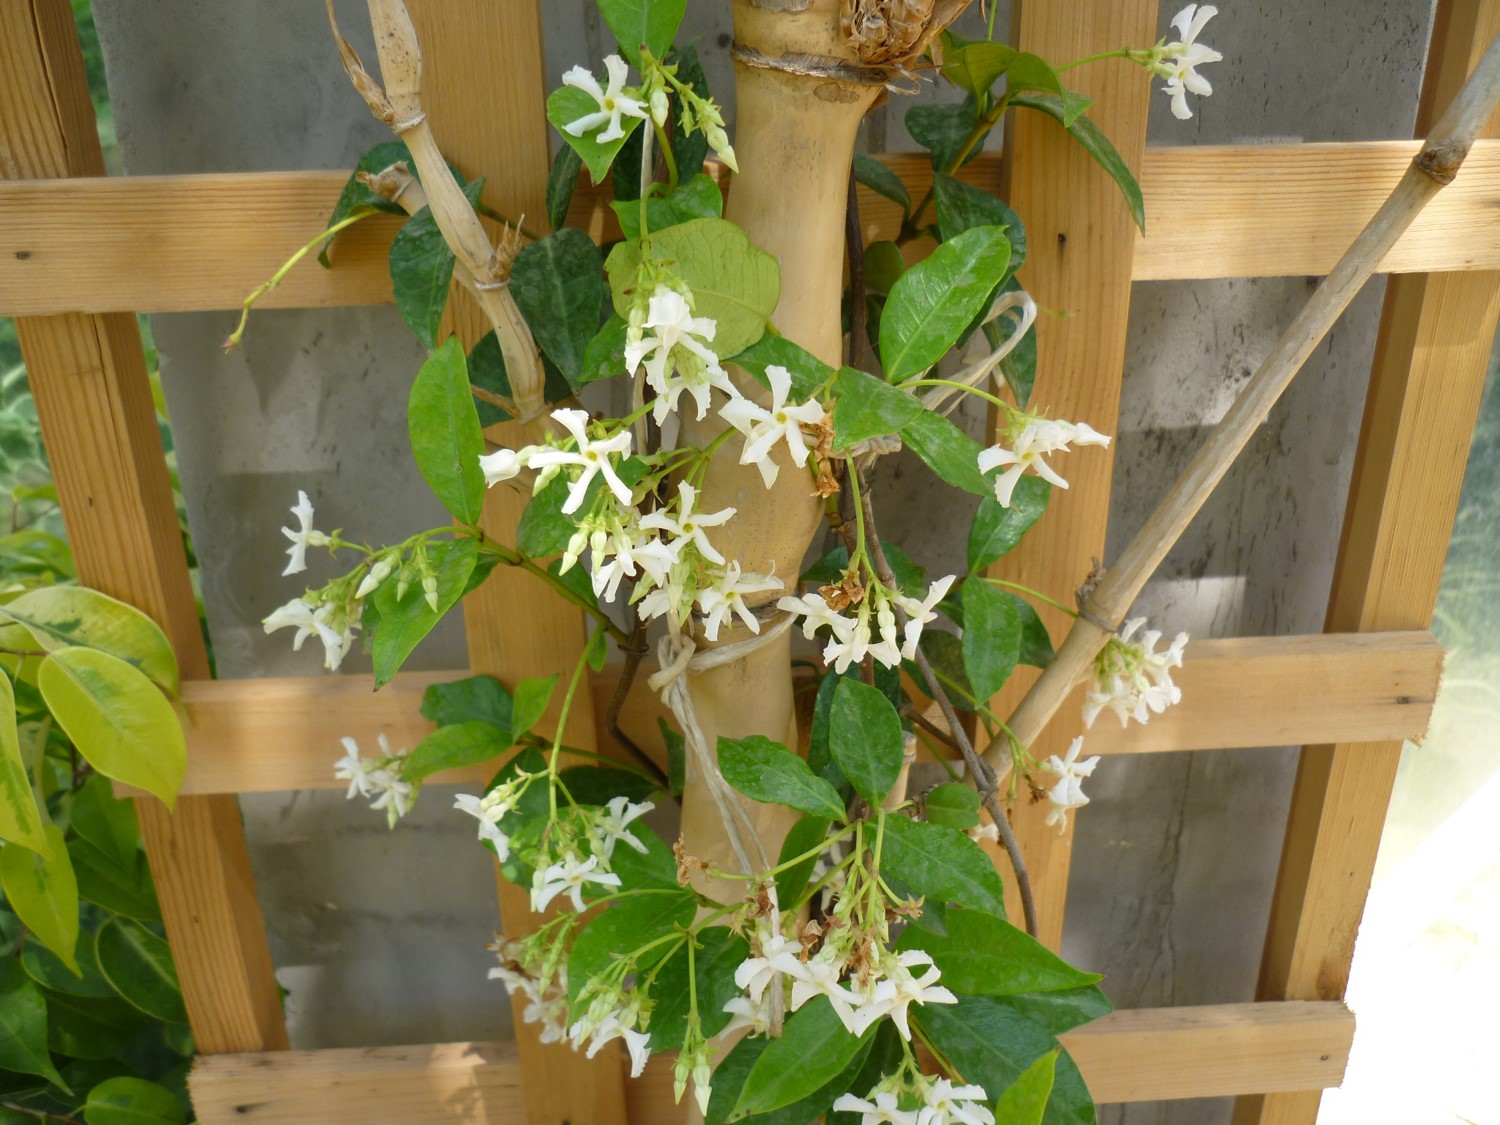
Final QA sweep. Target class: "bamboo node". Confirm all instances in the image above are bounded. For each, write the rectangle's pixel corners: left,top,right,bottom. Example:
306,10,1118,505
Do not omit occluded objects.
392,110,428,134
1415,138,1470,184
729,42,893,87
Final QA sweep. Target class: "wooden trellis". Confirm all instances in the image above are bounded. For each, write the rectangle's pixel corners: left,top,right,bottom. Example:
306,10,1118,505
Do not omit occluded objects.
0,0,1494,1121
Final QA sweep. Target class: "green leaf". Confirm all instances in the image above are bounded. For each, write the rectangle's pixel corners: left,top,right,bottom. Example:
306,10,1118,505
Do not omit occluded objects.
969,479,1049,572
546,143,584,232
0,824,78,971
93,917,186,1024
881,226,1011,381
994,297,1038,406
69,837,159,923
912,630,978,711
510,229,604,385
598,0,687,66
924,782,981,830
709,1024,876,1125
718,736,846,820
516,474,582,559
831,367,923,452
851,154,910,212
829,678,905,808
548,84,647,186
901,410,992,497
734,996,872,1117
1011,93,1144,233
1044,1048,1098,1125
510,675,557,743
401,721,510,784
1012,594,1055,669
68,775,141,871
901,909,1101,994
44,989,143,1061
940,34,1017,97
907,99,988,172
915,995,1056,1103
0,586,178,694
0,674,47,855
612,172,724,241
962,578,1022,701
669,44,711,175
0,959,69,1091
932,174,1027,276
727,333,833,402
774,814,830,908
577,315,629,386
608,823,679,891
320,141,411,261
1005,52,1065,97
37,649,183,808
464,332,513,428
556,765,657,807
420,674,513,730
648,926,748,1049
881,815,1005,915
389,197,460,349
863,240,907,297
566,890,696,1005
21,936,112,999
803,543,926,601
408,337,486,524
994,984,1113,1037
369,538,480,688
659,719,686,797
996,1049,1058,1125
83,1076,186,1125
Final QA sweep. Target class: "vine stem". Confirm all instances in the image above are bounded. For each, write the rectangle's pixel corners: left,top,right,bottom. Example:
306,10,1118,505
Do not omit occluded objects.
852,466,1039,937
986,25,1500,773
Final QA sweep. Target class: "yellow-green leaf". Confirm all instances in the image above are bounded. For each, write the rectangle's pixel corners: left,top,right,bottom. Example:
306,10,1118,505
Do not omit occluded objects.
0,674,48,855
0,586,178,694
0,823,79,973
37,649,185,809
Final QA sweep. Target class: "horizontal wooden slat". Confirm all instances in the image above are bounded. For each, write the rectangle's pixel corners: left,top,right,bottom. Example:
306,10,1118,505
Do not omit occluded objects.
169,631,1441,796
187,1000,1352,1121
4,143,1500,318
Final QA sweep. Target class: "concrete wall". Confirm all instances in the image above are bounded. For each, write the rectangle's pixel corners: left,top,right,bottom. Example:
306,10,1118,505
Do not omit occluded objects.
92,1,1433,1117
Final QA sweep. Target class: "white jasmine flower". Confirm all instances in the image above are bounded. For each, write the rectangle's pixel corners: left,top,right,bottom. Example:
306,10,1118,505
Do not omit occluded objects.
1042,736,1099,835
560,54,649,144
281,490,329,576
624,288,735,423
892,575,956,660
834,1090,920,1125
734,907,807,1004
1082,617,1188,728
454,792,511,860
577,1009,652,1076
697,562,783,641
531,852,622,912
639,481,735,565
526,408,635,516
721,991,775,1038
968,822,1000,844
788,949,858,1029
777,591,856,643
1158,5,1222,121
852,950,957,1040
817,593,905,675
334,735,373,800
526,989,571,1044
918,1078,995,1125
263,596,356,671
479,446,530,487
718,364,825,488
593,796,654,859
978,417,1111,508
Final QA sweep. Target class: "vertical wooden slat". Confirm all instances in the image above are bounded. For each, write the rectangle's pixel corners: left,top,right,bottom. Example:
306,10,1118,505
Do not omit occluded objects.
403,3,628,1122
990,0,1160,947
1234,2,1500,1122
1,0,287,1053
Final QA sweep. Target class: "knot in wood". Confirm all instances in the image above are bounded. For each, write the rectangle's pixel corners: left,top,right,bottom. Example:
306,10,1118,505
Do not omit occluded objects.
1414,138,1470,184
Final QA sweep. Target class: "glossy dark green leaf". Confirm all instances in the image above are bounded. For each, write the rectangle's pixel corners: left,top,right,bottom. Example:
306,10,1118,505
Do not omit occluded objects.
900,909,1101,995
831,366,924,452
939,34,1017,97
320,140,411,266
68,774,141,871
728,333,833,402
932,174,1027,275
516,473,584,559
510,675,557,742
1011,93,1144,232
577,315,629,387
370,538,480,688
829,678,905,807
802,543,926,601
546,84,646,185
648,926,748,1049
0,673,46,856
387,181,482,349
0,960,69,1090
995,1049,1058,1125
659,719,686,797
719,735,846,820
915,995,1055,1104
1012,595,1055,669
82,1076,187,1125
733,995,872,1117
881,815,1005,915
852,154,910,212
1005,52,1065,97
94,916,186,1024
69,836,159,922
962,578,1022,701
546,143,584,232
598,0,687,65
612,172,723,241
566,891,696,1005
906,99,988,172
608,822,679,891
20,935,112,1000
556,765,657,807
670,45,711,175
510,229,604,385
1043,1048,1098,1125
44,989,143,1061
0,823,78,972
901,409,991,497
994,985,1113,1037
774,814,831,909
924,781,981,830
408,337,486,524
806,670,845,788
420,674,513,730
402,721,510,784
968,478,1050,571
863,240,907,296
465,332,513,428
709,1023,876,1125
912,630,978,711
881,226,1010,381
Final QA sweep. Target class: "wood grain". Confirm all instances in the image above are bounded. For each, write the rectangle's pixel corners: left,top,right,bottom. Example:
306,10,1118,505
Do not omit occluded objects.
2,0,286,1054
9,142,1500,318
187,1000,1353,1122
1235,2,1500,1122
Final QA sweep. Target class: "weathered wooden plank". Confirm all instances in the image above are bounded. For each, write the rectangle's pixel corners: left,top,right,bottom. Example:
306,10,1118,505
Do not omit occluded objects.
8,142,1500,317
2,0,286,1054
1235,3,1500,1123
187,1000,1353,1122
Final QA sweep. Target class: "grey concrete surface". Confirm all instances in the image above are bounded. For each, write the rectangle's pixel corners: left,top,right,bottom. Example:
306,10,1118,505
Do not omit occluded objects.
92,0,1437,1116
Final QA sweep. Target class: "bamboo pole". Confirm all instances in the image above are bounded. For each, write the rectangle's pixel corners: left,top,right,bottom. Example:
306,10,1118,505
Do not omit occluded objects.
984,26,1500,770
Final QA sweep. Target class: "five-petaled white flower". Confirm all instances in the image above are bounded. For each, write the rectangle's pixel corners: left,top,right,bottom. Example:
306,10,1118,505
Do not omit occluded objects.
263,595,355,671
624,287,735,423
696,562,783,641
918,1078,996,1125
832,1090,919,1125
1158,4,1222,120
978,416,1111,508
1083,617,1188,728
560,54,649,144
592,796,654,859
281,490,329,576
718,364,825,488
531,852,622,912
1043,736,1100,834
334,735,373,800
453,792,512,860
892,574,956,660
849,950,958,1040
640,481,735,565
526,408,635,516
